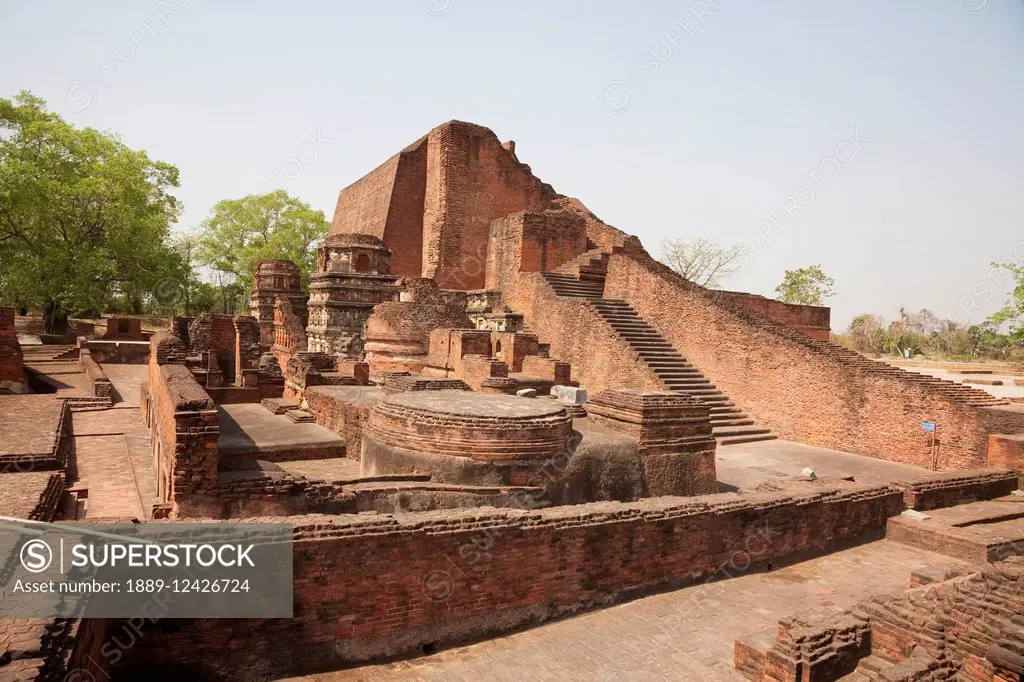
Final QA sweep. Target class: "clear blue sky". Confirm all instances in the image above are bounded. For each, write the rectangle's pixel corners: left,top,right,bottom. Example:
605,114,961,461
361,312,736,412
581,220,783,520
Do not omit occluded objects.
2,1,1022,327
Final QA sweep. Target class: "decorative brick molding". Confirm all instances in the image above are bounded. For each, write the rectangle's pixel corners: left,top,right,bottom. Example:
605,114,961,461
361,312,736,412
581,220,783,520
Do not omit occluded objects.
588,388,718,495
250,259,306,348
364,390,572,462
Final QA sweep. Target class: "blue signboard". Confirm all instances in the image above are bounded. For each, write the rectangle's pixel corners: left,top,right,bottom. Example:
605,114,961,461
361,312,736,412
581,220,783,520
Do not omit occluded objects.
921,422,936,432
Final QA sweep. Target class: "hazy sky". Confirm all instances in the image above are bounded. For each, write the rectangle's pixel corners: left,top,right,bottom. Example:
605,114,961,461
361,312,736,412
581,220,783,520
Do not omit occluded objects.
2,1,1022,327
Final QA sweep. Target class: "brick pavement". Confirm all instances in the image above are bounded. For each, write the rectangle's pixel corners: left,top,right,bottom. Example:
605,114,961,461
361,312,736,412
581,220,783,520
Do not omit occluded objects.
71,406,155,519
101,363,148,406
281,540,967,682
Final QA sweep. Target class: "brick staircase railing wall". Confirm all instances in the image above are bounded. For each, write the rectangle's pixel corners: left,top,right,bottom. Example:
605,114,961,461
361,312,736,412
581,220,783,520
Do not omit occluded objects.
101,483,902,680
0,307,26,389
717,291,831,342
509,271,664,392
603,253,1024,470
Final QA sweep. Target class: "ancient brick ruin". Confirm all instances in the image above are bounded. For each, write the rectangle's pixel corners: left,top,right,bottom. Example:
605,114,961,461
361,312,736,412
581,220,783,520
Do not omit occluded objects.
2,121,1024,681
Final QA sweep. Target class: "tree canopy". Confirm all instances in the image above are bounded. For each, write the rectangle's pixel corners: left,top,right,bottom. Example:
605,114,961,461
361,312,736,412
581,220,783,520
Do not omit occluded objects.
989,260,1024,344
774,265,835,306
0,91,181,331
196,190,329,305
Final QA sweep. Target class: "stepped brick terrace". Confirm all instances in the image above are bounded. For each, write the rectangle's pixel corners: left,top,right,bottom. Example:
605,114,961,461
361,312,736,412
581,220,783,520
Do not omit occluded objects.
2,121,1024,681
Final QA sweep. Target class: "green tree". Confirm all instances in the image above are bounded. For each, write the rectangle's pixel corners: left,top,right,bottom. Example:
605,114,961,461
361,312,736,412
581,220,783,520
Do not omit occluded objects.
846,313,886,355
659,237,746,289
196,190,329,305
987,260,1024,345
0,91,180,333
148,234,219,316
774,265,835,306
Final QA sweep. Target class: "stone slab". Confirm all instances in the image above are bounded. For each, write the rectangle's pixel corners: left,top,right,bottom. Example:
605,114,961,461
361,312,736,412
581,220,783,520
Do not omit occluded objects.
550,384,587,405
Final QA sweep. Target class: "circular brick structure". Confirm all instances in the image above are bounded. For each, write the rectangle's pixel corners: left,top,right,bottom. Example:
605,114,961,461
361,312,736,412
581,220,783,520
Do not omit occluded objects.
362,390,573,486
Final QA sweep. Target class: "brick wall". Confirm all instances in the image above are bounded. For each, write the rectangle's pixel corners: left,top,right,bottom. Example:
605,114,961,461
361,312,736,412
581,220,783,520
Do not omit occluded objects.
108,482,902,680
233,316,261,387
484,210,587,293
329,137,428,278
79,349,113,398
189,314,238,383
718,291,831,341
989,434,1024,484
422,122,556,290
603,252,1024,470
890,469,1018,510
0,307,26,390
305,386,378,461
749,560,1024,682
143,333,219,514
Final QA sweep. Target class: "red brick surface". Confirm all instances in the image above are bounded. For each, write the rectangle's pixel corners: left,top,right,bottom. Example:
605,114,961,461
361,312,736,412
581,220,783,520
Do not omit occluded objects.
107,482,903,679
988,434,1024,483
0,306,26,388
718,290,831,341
603,253,1024,470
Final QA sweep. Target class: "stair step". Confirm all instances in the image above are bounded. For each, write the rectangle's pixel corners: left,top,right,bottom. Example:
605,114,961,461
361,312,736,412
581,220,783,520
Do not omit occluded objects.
710,418,755,427
717,433,778,445
285,409,315,423
262,398,299,415
714,427,772,438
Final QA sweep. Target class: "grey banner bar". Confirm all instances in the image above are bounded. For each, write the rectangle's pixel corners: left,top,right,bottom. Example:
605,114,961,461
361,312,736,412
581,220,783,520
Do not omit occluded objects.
0,521,293,618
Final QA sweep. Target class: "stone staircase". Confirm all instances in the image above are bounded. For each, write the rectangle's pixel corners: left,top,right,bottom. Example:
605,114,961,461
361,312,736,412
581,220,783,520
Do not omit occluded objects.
590,298,777,444
534,247,1009,446
541,252,777,445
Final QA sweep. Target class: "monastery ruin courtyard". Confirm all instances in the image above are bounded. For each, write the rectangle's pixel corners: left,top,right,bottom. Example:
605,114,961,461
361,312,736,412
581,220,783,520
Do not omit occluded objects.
2,121,1024,682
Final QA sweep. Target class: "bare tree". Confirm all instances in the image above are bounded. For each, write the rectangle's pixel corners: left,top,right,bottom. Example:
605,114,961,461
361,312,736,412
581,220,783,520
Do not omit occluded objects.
659,238,746,289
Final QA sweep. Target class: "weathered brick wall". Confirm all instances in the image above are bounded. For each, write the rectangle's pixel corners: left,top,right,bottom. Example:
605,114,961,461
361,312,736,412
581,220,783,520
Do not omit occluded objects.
189,314,238,383
718,291,831,341
862,563,1024,682
178,471,355,519
305,386,378,461
0,306,26,389
989,434,1024,484
603,253,1024,470
890,469,1018,510
329,138,428,278
144,333,219,513
422,122,556,290
484,210,587,293
109,483,903,680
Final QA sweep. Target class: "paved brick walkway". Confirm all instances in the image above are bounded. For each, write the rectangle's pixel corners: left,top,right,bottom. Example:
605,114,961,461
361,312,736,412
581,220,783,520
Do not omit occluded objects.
71,406,155,519
101,363,148,406
282,540,966,682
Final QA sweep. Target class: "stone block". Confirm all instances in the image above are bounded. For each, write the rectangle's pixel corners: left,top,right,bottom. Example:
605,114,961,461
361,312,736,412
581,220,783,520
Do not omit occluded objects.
516,388,537,398
551,385,587,405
